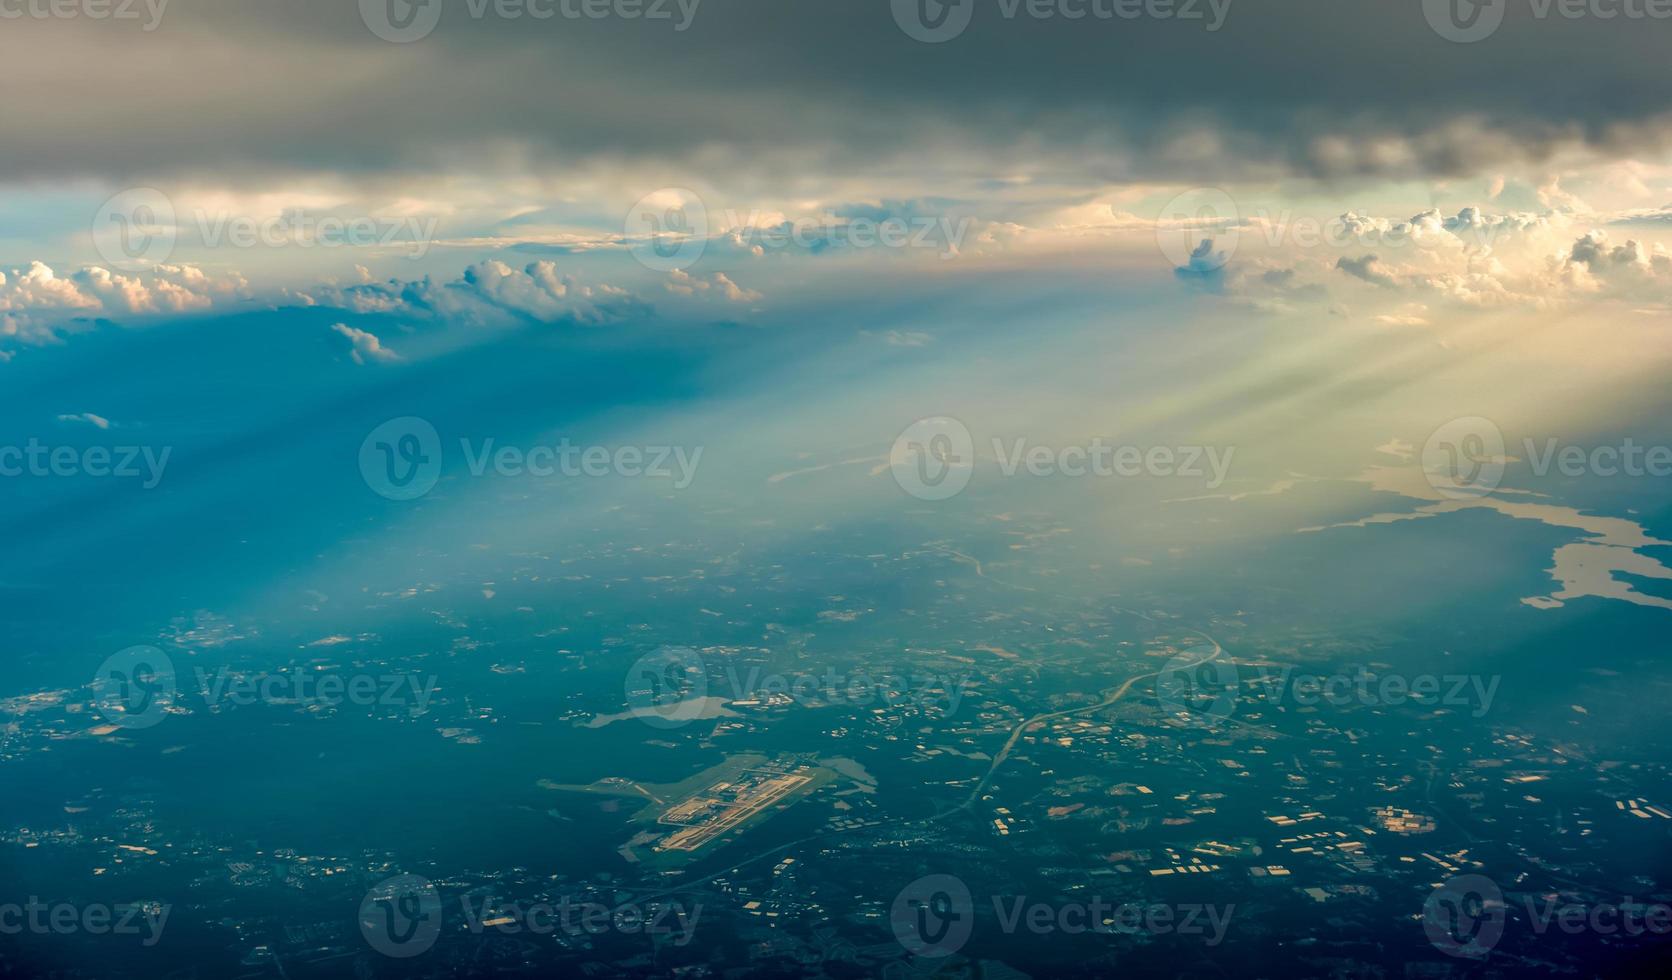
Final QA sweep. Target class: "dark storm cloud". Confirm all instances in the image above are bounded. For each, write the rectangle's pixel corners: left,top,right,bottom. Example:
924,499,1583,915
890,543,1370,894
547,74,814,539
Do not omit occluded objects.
1,0,1669,185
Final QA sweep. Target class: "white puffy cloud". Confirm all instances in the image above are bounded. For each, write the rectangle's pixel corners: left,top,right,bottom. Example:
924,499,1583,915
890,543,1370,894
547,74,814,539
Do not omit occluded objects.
303,259,639,327
0,261,250,353
1552,230,1672,297
330,323,399,365
665,269,762,303
56,412,112,429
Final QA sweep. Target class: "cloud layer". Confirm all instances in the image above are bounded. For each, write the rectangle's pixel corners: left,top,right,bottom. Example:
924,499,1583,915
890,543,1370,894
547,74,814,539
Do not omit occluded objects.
6,0,1672,190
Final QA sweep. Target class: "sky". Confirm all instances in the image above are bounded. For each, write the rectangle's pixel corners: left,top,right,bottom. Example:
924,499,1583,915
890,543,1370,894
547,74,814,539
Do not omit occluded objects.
3,1,1672,688
3,0,1672,353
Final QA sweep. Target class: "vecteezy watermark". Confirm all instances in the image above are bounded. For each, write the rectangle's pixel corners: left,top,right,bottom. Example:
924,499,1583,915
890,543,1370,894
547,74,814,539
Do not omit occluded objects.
724,213,973,262
1252,665,1500,718
1424,0,1672,44
992,437,1234,485
1523,895,1672,939
1424,873,1672,958
359,417,443,501
1154,645,1238,727
460,438,702,486
1424,874,1507,958
891,0,1232,43
359,875,698,958
622,646,710,728
624,188,974,271
0,899,170,947
1159,657,1501,726
1157,187,1241,274
621,646,974,729
1424,416,1672,498
91,188,439,269
888,417,975,501
461,893,701,946
0,439,171,488
359,0,701,43
891,874,1233,957
92,645,176,729
1423,417,1508,498
360,874,443,958
192,667,437,715
193,210,438,258
889,416,1235,501
1421,0,1508,42
0,0,167,29
91,188,176,269
892,874,975,957
357,416,703,501
626,188,708,271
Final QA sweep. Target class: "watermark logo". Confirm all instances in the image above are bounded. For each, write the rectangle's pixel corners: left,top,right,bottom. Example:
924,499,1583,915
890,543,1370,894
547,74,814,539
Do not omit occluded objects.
891,874,975,958
1423,0,1506,42
890,416,975,501
890,418,1235,501
0,440,171,488
1423,416,1506,499
0,0,168,30
624,646,711,729
1155,646,1237,726
358,418,704,500
93,188,438,262
360,874,443,958
192,667,437,715
92,645,176,730
1160,659,1501,725
993,437,1234,485
361,0,701,39
890,874,1233,955
92,188,177,270
626,187,709,271
359,416,441,498
360,417,443,501
1423,874,1506,958
0,899,169,946
892,0,1232,42
892,0,975,42
459,438,702,486
615,649,975,728
1425,0,1672,43
1157,187,1239,272
718,210,972,260
461,893,700,944
1421,874,1672,956
1523,436,1672,478
360,0,443,42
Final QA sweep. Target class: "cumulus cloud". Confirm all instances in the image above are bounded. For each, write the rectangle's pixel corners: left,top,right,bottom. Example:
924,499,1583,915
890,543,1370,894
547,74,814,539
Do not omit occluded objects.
1197,197,1672,318
0,261,250,353
1314,225,1672,313
302,259,639,327
330,323,399,365
665,269,762,303
1173,238,1230,290
56,412,112,429
1553,230,1672,297
1336,254,1399,288
1329,207,1545,253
